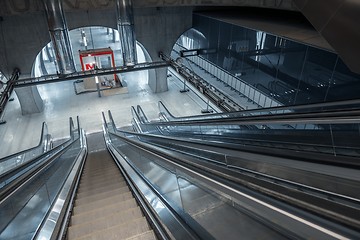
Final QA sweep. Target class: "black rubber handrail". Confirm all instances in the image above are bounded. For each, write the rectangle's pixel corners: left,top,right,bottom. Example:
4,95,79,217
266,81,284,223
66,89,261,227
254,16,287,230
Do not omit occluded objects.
158,98,360,121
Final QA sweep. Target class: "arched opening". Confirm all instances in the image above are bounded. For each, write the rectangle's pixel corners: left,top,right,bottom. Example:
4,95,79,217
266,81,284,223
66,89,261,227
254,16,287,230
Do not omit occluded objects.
176,28,208,50
29,25,157,110
32,26,151,85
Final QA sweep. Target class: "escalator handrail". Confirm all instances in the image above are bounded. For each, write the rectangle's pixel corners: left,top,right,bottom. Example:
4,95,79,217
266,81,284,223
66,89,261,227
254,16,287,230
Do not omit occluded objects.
111,129,360,204
34,129,87,240
158,101,177,121
0,117,77,182
0,117,80,203
137,105,149,123
158,98,360,122
111,127,360,167
0,122,50,164
137,107,360,126
103,113,203,240
107,121,355,239
0,138,77,205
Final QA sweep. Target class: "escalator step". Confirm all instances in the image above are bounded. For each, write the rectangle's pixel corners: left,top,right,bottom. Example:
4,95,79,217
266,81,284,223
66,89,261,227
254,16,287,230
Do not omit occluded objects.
70,200,139,226
75,186,129,206
68,212,145,238
76,181,127,197
125,230,157,240
82,167,119,175
70,217,150,240
72,192,133,215
78,178,125,191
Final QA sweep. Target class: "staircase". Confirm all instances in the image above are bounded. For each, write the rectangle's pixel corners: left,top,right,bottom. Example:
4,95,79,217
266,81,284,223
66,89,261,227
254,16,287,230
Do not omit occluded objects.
66,132,157,240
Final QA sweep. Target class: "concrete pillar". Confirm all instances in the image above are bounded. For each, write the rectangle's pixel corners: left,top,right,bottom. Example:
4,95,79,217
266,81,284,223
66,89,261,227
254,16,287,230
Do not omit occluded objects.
135,7,192,93
15,87,44,115
150,68,168,92
116,0,137,66
43,0,75,74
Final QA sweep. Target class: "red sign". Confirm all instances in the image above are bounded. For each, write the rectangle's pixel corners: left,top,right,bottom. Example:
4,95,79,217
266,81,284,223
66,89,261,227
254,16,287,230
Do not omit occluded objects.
85,63,95,70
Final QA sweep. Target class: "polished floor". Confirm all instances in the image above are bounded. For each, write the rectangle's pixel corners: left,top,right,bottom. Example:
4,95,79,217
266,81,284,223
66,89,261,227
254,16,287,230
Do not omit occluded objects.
0,67,224,158
1,26,258,158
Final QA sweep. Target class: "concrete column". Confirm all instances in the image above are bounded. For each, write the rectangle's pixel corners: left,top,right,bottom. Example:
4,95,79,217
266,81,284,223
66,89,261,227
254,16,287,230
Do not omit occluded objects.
43,0,75,74
15,87,44,115
116,0,137,66
135,7,192,93
149,68,168,92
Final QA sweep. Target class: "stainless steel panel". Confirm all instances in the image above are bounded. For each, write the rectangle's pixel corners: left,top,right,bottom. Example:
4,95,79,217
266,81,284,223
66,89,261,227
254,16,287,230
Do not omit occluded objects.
116,0,137,66
43,0,75,74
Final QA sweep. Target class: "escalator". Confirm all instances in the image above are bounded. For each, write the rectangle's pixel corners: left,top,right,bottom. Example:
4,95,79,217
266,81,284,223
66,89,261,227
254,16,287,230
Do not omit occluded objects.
2,108,360,239
66,132,156,240
104,112,360,239
0,119,179,240
134,101,360,163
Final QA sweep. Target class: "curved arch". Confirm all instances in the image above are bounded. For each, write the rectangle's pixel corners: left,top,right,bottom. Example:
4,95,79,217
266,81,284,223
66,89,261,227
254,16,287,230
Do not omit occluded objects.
32,26,151,79
176,28,209,50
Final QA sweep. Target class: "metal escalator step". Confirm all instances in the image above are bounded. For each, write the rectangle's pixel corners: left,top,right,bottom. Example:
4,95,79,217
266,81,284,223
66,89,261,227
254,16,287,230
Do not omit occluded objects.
70,200,139,225
82,167,119,175
78,178,124,190
68,210,144,238
76,181,127,197
75,186,130,206
73,192,134,215
71,217,150,240
80,174,123,185
125,230,157,240
81,170,121,179
76,183,127,200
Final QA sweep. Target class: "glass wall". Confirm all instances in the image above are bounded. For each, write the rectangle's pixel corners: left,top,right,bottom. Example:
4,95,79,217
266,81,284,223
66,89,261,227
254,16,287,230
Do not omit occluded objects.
189,14,360,106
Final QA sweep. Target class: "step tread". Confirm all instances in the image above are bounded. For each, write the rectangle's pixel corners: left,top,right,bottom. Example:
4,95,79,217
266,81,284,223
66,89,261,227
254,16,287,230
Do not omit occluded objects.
125,230,157,240
79,178,125,190
75,186,130,205
73,192,134,214
77,181,127,197
70,217,150,240
71,200,139,225
68,210,144,238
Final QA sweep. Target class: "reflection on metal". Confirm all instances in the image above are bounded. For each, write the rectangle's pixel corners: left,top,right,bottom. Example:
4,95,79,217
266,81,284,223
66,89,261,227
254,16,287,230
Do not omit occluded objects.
35,130,87,240
0,122,50,177
0,118,84,239
14,61,170,87
106,112,357,239
116,0,137,66
43,0,76,74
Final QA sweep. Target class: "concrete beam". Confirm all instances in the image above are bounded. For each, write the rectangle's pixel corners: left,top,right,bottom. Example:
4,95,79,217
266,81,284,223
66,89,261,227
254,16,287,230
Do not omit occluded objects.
293,0,360,74
0,0,297,16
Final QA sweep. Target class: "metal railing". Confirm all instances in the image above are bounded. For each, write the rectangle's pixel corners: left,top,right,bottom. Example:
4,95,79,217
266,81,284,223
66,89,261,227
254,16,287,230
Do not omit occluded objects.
103,110,359,239
0,117,87,240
